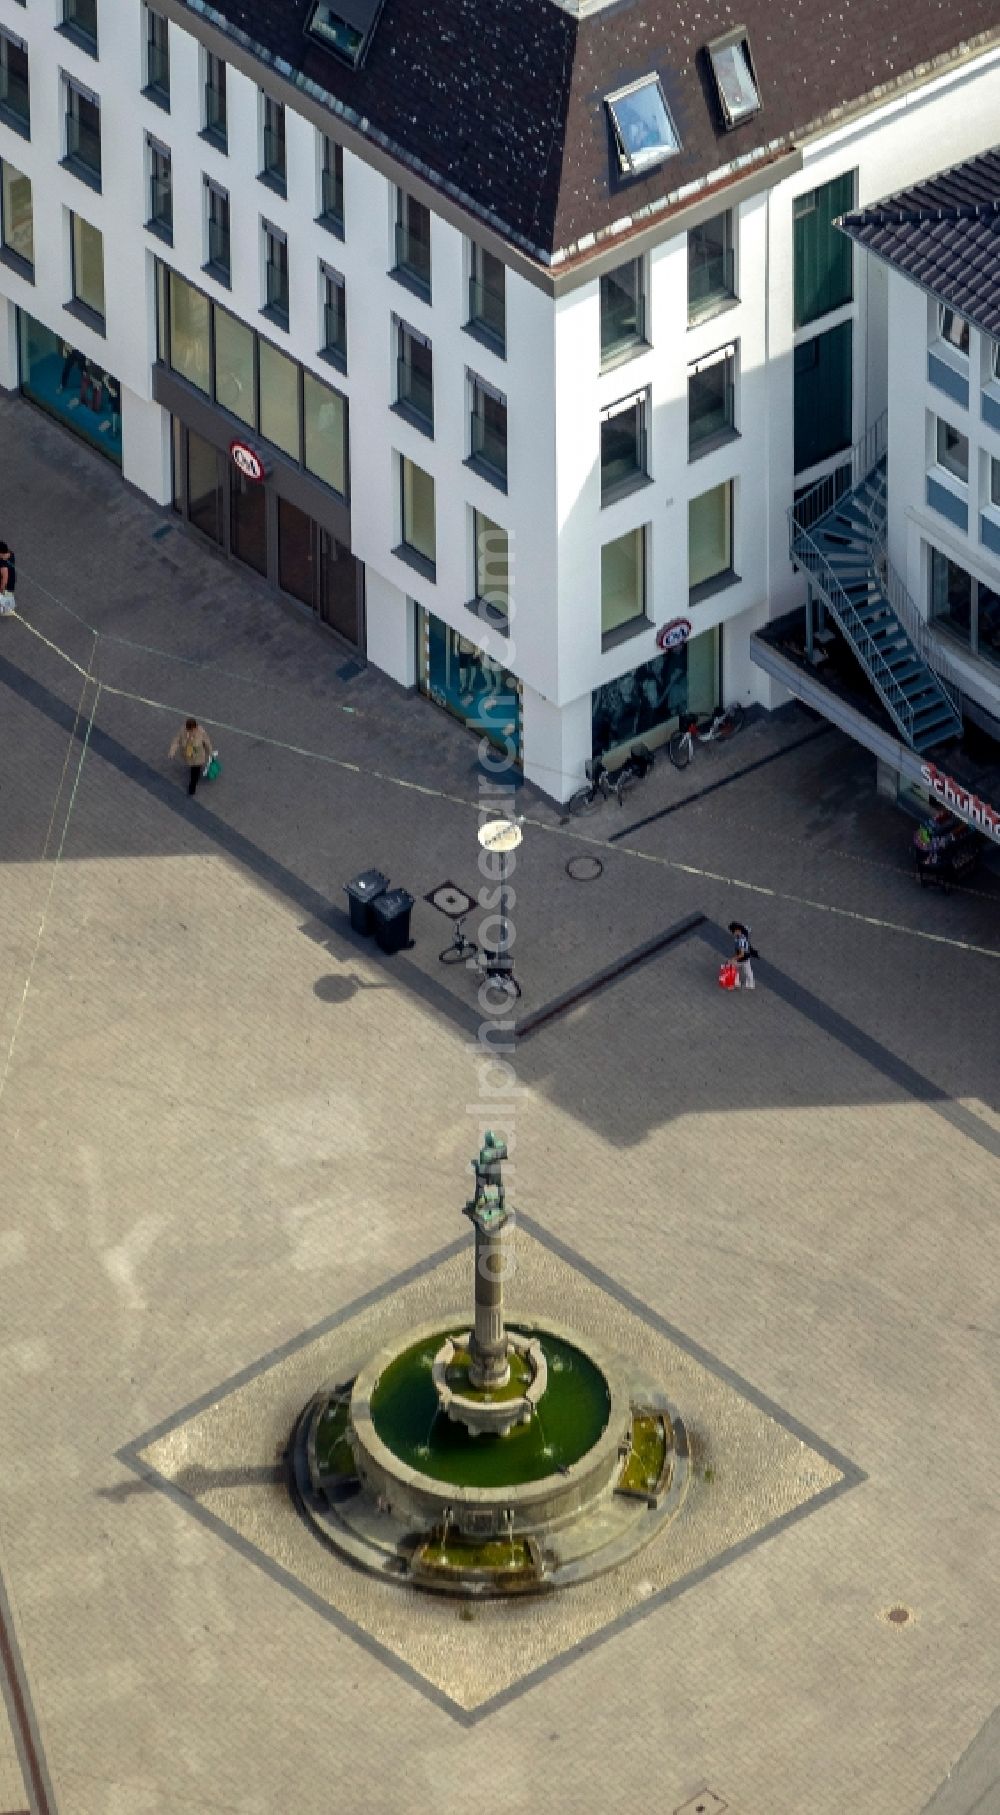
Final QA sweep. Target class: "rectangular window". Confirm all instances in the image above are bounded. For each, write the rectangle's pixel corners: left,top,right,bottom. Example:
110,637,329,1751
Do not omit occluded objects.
992,455,1000,508
793,320,852,472
145,10,170,105
258,336,298,456
707,32,761,127
687,212,735,320
393,191,431,298
261,96,286,193
606,78,679,174
600,258,645,367
319,136,343,232
793,172,855,328
70,212,105,321
473,510,509,622
64,80,101,186
168,269,210,392
321,264,346,365
600,390,648,500
396,321,433,431
688,345,737,454
62,0,97,51
600,526,646,639
204,52,227,148
204,179,230,282
146,138,172,240
0,32,30,135
937,305,969,357
469,375,507,486
689,481,733,591
929,547,972,645
303,371,347,494
263,222,289,325
468,243,505,353
400,456,435,568
213,307,254,425
1,161,32,270
935,418,968,484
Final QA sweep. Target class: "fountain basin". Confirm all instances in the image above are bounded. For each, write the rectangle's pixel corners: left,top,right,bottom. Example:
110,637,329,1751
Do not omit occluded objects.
432,1330,548,1437
350,1317,631,1540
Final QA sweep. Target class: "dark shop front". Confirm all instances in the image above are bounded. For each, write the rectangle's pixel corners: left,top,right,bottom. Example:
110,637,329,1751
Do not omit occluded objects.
154,265,363,649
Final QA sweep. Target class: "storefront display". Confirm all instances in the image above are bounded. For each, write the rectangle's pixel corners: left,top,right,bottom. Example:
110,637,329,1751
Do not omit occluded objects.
592,624,719,758
418,610,521,759
18,312,122,466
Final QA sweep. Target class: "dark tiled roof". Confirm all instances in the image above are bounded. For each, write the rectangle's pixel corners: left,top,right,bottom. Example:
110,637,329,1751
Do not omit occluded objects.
183,0,1000,265
839,148,1000,339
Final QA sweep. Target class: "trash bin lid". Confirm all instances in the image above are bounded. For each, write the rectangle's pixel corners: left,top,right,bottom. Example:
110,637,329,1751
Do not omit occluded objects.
372,888,414,918
345,869,389,900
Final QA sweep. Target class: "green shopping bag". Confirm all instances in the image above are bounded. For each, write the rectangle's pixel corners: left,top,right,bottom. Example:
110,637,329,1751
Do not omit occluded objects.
203,750,221,781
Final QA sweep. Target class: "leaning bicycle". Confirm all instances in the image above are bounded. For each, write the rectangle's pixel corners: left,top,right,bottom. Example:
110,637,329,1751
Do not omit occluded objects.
568,743,654,816
667,704,743,770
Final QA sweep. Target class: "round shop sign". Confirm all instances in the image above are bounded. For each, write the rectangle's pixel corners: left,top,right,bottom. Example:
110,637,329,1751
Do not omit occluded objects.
229,439,267,483
656,617,692,652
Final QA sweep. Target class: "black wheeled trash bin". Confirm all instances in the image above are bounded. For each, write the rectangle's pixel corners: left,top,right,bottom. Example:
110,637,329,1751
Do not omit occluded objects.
344,869,389,935
372,888,414,955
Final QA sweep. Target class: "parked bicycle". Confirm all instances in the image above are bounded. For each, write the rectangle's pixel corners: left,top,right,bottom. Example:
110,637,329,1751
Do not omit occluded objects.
667,703,744,769
568,742,654,816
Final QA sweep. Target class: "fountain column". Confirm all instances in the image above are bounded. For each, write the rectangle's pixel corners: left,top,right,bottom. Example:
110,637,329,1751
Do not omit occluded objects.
464,1132,512,1390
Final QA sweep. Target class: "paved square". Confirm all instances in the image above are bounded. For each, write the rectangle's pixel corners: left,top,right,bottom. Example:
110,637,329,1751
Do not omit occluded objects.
123,1224,856,1718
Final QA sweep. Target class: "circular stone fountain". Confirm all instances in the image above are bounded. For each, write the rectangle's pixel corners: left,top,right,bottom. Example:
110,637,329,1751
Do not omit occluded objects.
291,1134,688,1594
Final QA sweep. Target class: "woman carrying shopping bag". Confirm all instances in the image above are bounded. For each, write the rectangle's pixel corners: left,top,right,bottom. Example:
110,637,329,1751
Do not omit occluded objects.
168,717,214,797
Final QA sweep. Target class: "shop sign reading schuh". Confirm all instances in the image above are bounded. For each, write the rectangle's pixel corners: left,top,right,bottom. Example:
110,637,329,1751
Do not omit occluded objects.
656,617,692,652
229,439,267,483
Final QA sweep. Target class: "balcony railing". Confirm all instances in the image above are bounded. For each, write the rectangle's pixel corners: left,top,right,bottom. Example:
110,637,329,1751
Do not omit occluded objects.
601,426,647,497
262,126,285,187
204,82,226,145
393,221,430,294
790,412,887,539
471,409,507,480
66,115,101,180
266,265,288,319
397,355,433,426
207,219,230,277
468,275,505,349
146,40,169,99
689,378,735,453
600,292,646,365
324,300,346,360
148,172,171,231
687,246,736,319
320,165,343,229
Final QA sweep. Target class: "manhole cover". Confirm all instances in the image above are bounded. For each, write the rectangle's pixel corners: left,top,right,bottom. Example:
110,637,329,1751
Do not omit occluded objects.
674,1793,728,1815
424,881,476,919
881,1604,915,1626
566,854,604,881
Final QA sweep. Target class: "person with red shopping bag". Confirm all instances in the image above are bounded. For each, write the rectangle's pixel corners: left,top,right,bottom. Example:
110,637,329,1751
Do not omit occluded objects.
727,920,759,990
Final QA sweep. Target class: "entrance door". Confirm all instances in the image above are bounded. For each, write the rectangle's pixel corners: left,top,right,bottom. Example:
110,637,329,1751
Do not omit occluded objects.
187,429,224,547
319,532,360,645
277,496,316,609
230,471,268,575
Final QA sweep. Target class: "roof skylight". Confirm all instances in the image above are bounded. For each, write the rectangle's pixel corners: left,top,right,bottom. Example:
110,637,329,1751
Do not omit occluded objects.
707,31,761,128
306,0,383,69
606,78,680,177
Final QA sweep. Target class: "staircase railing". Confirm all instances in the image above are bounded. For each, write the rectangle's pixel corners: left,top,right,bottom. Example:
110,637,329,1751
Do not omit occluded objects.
871,536,963,714
790,412,888,540
790,521,918,743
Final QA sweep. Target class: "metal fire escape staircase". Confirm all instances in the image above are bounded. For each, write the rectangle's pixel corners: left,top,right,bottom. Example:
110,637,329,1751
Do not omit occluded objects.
788,419,963,755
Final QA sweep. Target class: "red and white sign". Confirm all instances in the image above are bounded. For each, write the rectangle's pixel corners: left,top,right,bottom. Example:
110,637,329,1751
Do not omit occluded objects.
919,761,1000,846
229,439,266,483
656,617,692,652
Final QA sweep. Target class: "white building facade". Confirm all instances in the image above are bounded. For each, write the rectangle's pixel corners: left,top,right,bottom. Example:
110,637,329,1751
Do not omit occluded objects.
0,0,998,799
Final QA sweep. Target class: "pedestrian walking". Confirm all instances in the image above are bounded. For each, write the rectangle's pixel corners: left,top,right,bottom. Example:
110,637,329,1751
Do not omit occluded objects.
0,540,16,615
168,716,213,797
728,920,759,990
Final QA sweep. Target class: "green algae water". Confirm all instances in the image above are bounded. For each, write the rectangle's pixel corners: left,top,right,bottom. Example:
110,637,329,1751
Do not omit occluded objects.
368,1328,610,1487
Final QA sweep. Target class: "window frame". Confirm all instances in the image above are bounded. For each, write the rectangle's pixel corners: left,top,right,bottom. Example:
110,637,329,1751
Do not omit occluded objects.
706,29,761,128
62,74,102,190
470,507,510,631
394,318,433,435
145,134,172,243
69,209,105,328
144,7,170,107
937,304,970,359
0,158,33,276
606,76,680,176
397,453,436,577
600,387,651,504
202,50,227,149
600,523,648,648
687,210,737,323
60,0,98,56
688,342,738,459
320,261,346,370
259,93,287,196
934,417,969,486
689,479,737,600
792,171,855,329
466,241,506,356
392,189,431,300
600,255,647,370
467,371,508,490
203,176,231,284
0,29,30,137
318,134,344,236
262,219,289,327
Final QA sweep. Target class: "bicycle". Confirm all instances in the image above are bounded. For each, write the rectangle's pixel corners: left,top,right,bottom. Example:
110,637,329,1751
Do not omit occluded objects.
567,742,654,816
667,704,744,769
